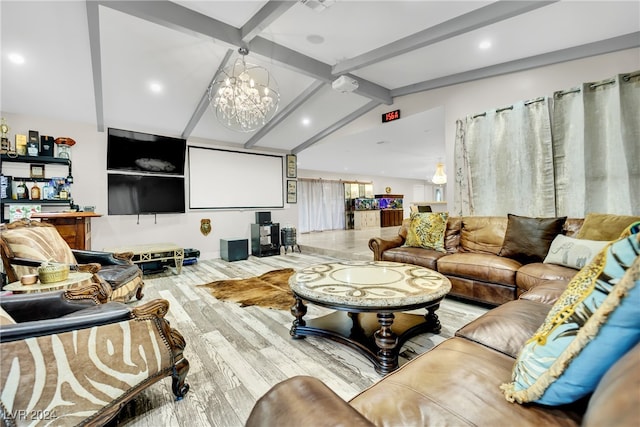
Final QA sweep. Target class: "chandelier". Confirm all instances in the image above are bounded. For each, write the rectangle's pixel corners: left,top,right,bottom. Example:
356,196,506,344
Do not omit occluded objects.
432,162,447,185
209,47,280,132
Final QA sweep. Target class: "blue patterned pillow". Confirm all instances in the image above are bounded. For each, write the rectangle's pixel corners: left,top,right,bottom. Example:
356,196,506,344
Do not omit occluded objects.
501,221,640,405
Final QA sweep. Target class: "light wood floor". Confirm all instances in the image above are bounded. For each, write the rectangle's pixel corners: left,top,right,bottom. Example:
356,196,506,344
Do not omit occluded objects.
108,250,488,427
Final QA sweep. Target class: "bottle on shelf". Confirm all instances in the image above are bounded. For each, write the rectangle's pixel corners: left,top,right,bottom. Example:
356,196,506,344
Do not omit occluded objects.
30,182,41,200
16,181,27,200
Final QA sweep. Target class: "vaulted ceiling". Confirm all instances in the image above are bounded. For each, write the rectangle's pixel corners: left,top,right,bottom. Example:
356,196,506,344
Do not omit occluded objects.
2,1,639,179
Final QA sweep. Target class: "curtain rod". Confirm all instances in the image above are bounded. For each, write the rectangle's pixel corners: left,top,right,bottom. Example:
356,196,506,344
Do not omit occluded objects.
472,96,546,118
556,71,640,98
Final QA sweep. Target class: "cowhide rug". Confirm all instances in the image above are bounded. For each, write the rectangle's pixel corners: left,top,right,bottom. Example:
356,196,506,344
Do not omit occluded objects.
199,268,295,310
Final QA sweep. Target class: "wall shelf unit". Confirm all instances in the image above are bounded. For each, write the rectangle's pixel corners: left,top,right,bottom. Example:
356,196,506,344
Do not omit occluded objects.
1,154,73,223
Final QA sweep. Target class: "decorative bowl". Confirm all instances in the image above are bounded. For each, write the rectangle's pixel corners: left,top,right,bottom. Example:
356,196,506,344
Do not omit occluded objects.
38,262,69,283
20,274,39,285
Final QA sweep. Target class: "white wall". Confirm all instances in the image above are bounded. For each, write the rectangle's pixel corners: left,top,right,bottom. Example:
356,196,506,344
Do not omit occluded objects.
0,114,296,259
326,48,640,207
3,49,638,258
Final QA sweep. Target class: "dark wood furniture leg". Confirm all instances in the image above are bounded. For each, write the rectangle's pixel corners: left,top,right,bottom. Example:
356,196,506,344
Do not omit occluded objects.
374,312,399,374
290,296,307,339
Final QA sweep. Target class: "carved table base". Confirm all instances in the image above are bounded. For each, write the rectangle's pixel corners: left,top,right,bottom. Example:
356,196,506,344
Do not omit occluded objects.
290,296,443,374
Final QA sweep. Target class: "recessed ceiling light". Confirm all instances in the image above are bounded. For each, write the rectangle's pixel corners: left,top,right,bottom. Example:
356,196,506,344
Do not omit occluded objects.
149,81,163,94
479,40,492,50
8,53,25,64
302,117,311,126
306,34,325,44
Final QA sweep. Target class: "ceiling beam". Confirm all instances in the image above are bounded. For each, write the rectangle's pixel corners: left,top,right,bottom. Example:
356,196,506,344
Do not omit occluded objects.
332,0,559,76
241,1,296,44
97,1,243,46
291,100,380,154
392,32,640,98
96,0,392,105
182,49,235,140
244,80,325,149
86,0,104,132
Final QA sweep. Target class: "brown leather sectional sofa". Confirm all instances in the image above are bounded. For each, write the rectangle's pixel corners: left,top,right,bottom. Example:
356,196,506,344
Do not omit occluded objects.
246,280,639,427
369,216,584,306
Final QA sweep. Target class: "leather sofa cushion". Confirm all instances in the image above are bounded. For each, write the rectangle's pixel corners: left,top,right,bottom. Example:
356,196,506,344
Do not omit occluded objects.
455,299,550,358
459,216,507,255
437,253,520,287
97,264,141,286
516,262,577,293
582,342,640,427
349,338,582,427
519,280,570,305
576,212,640,241
381,247,446,270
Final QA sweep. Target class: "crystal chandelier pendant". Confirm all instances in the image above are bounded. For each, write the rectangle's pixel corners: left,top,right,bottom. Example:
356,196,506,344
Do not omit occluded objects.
209,48,280,132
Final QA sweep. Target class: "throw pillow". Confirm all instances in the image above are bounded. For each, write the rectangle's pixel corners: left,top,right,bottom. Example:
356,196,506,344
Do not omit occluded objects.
499,214,567,264
577,212,640,241
501,221,640,406
543,234,608,270
403,212,448,252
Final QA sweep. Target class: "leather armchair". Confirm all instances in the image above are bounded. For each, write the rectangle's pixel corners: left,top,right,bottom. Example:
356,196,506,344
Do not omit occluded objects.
0,284,189,426
0,220,144,302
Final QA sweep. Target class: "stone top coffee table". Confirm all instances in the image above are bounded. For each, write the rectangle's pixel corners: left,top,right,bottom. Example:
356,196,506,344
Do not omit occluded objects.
289,260,451,374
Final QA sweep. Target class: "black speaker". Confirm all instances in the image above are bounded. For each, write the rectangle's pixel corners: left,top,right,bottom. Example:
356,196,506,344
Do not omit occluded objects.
220,239,248,262
255,211,272,225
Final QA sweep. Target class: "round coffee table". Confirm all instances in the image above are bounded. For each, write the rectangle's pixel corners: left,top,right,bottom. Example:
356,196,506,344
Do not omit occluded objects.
289,261,451,374
4,272,94,294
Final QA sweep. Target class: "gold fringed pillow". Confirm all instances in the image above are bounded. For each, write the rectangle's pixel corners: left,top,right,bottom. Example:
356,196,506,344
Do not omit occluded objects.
403,212,448,252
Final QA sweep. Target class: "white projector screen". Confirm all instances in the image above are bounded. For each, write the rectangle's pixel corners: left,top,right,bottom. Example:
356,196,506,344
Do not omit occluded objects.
188,146,284,209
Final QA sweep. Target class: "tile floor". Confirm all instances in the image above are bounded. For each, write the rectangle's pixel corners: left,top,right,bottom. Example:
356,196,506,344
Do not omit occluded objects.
296,226,400,260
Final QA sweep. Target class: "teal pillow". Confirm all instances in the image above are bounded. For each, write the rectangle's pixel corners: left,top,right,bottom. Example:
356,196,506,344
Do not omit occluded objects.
501,221,640,405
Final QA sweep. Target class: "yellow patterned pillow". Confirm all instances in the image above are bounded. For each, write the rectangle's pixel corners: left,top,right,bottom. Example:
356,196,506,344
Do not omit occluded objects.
403,212,448,252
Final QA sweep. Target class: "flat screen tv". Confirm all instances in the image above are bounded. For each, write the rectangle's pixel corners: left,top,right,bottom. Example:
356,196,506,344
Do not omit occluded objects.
108,174,185,215
107,128,186,175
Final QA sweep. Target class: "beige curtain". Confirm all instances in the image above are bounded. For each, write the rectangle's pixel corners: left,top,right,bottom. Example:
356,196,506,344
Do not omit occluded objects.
552,72,640,217
454,98,555,216
298,179,345,233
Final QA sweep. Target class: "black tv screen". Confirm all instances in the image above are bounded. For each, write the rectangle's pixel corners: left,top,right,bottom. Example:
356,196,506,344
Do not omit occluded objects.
108,174,185,215
107,128,186,175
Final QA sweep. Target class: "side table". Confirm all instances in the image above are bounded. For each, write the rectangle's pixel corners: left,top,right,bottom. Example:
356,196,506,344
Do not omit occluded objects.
103,243,184,275
4,272,94,294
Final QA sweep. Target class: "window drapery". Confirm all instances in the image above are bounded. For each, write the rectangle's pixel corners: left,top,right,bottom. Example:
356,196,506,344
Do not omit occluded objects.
298,179,345,233
552,73,640,217
454,71,639,217
454,98,555,216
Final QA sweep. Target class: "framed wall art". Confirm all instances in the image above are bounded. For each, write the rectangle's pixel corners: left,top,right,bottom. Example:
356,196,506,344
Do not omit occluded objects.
286,154,297,178
30,164,45,179
287,180,297,204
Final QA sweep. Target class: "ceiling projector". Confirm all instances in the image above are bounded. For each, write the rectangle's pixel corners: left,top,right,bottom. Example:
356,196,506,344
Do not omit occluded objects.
332,75,359,93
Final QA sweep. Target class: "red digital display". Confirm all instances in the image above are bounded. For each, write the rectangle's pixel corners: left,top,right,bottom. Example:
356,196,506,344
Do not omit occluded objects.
382,109,400,123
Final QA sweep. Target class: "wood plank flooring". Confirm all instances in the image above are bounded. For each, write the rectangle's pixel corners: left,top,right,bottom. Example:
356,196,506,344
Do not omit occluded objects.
107,253,488,427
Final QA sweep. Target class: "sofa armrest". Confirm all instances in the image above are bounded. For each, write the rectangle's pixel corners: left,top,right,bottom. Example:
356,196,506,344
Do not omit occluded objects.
72,249,133,265
246,376,374,427
369,235,405,260
0,301,131,343
0,283,110,322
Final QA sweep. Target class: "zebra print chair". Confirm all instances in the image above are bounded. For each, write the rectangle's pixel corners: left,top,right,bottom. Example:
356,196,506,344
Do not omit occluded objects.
0,220,144,302
0,283,189,426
